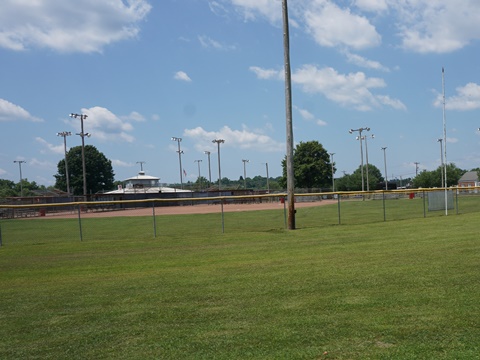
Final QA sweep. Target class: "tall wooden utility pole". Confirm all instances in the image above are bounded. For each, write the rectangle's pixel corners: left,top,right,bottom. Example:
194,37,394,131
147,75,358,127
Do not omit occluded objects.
282,0,295,229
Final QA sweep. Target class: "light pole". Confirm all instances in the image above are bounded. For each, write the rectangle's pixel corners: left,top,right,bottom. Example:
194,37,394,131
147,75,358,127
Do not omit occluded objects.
204,151,212,184
57,131,72,195
242,159,249,189
194,159,202,190
70,113,89,197
329,152,335,192
381,147,388,190
212,139,225,190
349,127,370,191
437,138,444,188
13,160,26,197
363,134,374,191
171,137,184,189
263,162,270,193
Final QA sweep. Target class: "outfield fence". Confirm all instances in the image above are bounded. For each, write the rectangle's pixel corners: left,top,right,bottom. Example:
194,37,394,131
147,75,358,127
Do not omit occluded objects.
1,187,480,245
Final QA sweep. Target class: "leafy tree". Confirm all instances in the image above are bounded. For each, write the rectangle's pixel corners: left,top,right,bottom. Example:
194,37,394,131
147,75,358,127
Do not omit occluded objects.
0,179,17,198
280,141,333,189
54,145,115,195
412,170,437,188
413,163,465,188
0,178,44,198
335,164,383,191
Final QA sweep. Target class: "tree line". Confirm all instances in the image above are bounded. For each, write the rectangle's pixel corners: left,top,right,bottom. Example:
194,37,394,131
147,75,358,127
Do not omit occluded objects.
1,141,478,198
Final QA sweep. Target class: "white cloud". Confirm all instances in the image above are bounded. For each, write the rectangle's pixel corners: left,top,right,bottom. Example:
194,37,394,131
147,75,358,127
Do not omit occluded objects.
295,107,315,121
251,64,405,111
249,66,283,80
433,82,480,111
229,0,282,23
0,98,42,122
447,137,458,144
35,137,64,155
291,65,404,111
223,1,480,54
174,71,192,82
0,0,152,53
394,1,480,53
354,0,388,13
376,95,407,111
304,1,381,50
0,168,7,176
295,106,328,126
198,35,236,51
434,83,480,111
121,111,145,122
70,106,136,142
184,125,284,152
29,158,56,170
344,51,390,72
112,159,134,167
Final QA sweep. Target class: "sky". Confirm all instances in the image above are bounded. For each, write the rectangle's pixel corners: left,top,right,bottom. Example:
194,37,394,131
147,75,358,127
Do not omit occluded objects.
1,0,480,189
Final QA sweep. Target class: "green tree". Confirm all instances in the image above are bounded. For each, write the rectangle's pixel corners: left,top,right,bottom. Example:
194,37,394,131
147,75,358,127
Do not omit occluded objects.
413,163,465,188
280,141,333,189
335,164,383,191
54,145,115,195
0,179,17,198
0,178,45,198
412,170,437,188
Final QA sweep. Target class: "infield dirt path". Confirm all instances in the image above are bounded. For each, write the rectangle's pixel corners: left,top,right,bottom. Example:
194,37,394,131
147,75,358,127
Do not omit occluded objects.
47,199,337,219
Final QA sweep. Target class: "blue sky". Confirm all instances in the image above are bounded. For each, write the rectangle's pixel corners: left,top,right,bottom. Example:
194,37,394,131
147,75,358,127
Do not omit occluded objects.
1,0,480,188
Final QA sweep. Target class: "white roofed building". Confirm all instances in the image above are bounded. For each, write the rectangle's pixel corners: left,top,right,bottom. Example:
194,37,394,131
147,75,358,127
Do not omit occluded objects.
106,171,192,194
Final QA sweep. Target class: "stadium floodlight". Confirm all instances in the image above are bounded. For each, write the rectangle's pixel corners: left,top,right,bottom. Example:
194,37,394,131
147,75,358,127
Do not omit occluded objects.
242,159,249,189
171,137,184,189
13,160,26,197
204,151,211,183
70,113,89,197
349,127,370,191
57,131,72,195
212,139,225,190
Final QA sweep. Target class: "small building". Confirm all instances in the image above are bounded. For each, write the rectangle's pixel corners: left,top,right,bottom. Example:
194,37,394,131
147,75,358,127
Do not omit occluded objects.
106,171,192,194
457,171,479,192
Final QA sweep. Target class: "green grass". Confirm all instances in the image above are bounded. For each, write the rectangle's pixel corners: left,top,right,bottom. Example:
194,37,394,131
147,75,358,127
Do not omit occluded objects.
1,201,480,359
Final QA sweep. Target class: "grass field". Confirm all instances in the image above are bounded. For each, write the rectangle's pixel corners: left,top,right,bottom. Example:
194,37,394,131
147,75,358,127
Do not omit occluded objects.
1,200,480,359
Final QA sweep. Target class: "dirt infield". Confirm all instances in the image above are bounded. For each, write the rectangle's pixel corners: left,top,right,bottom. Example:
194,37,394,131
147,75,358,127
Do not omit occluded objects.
46,199,337,219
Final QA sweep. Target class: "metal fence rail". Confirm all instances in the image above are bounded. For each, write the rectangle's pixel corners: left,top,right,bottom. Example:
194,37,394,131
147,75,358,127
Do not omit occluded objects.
1,187,479,246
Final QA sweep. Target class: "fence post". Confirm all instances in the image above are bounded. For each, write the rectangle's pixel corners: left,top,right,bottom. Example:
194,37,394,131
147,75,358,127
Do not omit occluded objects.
77,204,83,241
283,196,287,228
423,190,426,218
455,188,459,215
382,191,386,222
337,194,341,225
152,201,157,238
221,198,225,234
0,220,3,247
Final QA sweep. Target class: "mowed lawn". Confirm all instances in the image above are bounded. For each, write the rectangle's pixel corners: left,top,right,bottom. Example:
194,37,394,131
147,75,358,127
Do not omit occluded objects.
1,203,479,359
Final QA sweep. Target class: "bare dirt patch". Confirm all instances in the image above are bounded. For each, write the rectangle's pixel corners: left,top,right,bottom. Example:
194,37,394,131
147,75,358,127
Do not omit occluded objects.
44,200,337,219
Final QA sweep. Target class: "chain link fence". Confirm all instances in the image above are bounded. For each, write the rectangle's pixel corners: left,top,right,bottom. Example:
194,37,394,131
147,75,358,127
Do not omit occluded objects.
1,188,479,246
